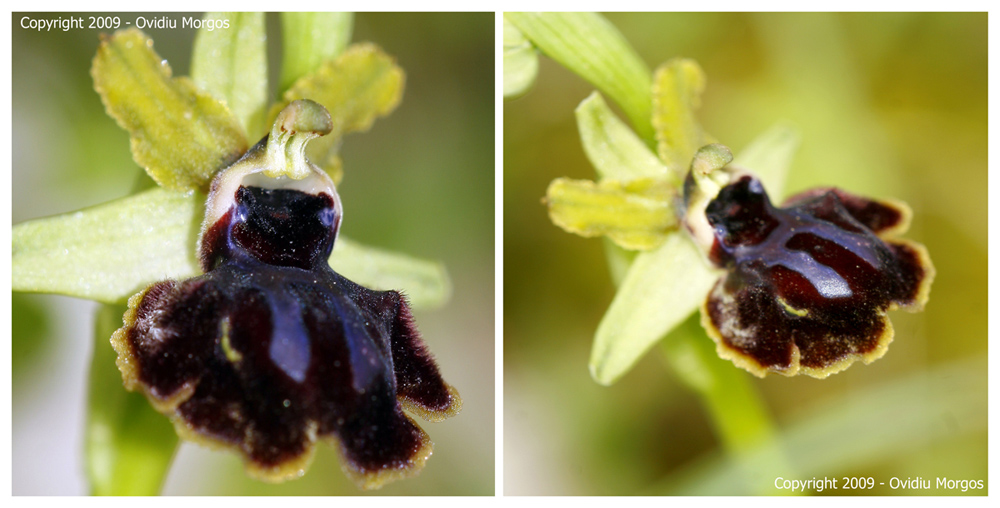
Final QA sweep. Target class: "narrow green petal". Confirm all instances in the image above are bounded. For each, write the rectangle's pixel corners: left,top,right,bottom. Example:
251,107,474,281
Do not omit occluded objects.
547,177,677,250
92,28,248,190
279,12,353,95
505,12,653,141
86,303,178,495
191,13,268,140
12,188,202,303
732,124,800,199
273,43,405,184
331,237,451,310
503,16,539,98
590,232,718,385
576,92,669,182
652,58,711,177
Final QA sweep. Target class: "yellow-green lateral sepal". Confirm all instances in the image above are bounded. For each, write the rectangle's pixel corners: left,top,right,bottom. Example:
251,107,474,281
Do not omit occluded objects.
12,187,447,310
547,177,677,251
590,232,718,385
87,303,178,495
272,43,405,184
331,237,451,310
503,16,538,98
12,188,203,303
576,92,668,182
92,28,248,191
191,12,268,140
652,58,711,177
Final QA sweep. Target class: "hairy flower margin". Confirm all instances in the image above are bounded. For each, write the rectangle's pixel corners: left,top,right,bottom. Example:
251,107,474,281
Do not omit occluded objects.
113,99,461,489
12,14,454,493
507,13,932,384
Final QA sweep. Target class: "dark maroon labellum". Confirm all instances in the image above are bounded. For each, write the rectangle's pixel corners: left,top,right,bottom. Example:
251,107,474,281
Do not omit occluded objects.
690,173,933,378
113,183,460,488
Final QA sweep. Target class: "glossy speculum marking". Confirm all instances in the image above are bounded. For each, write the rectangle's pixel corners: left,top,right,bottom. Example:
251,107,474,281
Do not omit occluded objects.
112,100,460,489
684,169,934,378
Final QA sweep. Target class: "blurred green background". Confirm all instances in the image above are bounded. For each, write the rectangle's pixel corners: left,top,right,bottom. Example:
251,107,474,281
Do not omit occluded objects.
12,12,494,495
504,13,986,495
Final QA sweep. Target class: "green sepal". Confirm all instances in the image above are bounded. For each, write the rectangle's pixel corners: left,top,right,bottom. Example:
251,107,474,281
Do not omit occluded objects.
271,43,405,184
503,16,539,98
12,187,203,304
12,189,448,309
732,123,800,199
505,12,654,142
86,303,178,495
91,28,248,191
576,92,668,182
546,177,677,251
602,239,638,287
332,237,451,310
191,12,268,139
589,231,718,385
652,58,713,178
279,12,353,95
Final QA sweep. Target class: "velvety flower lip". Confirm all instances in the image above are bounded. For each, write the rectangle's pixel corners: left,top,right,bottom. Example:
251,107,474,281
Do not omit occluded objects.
683,166,934,378
111,100,460,489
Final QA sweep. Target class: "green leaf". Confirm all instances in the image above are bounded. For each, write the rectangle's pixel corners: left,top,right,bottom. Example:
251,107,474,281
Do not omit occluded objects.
732,123,800,199
331,237,451,310
86,303,178,495
273,43,405,184
279,12,353,95
656,357,986,495
590,231,718,385
191,12,268,140
503,16,539,98
12,187,203,304
546,177,677,250
505,12,654,142
91,28,248,190
576,92,668,182
12,189,447,309
652,58,711,177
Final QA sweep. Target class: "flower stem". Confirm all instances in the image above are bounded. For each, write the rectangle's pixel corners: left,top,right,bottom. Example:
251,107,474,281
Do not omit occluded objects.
86,303,178,495
660,313,794,495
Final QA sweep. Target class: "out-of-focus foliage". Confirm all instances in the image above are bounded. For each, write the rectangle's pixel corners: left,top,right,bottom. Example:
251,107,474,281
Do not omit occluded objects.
13,12,494,496
502,17,538,98
505,12,985,495
505,13,653,141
